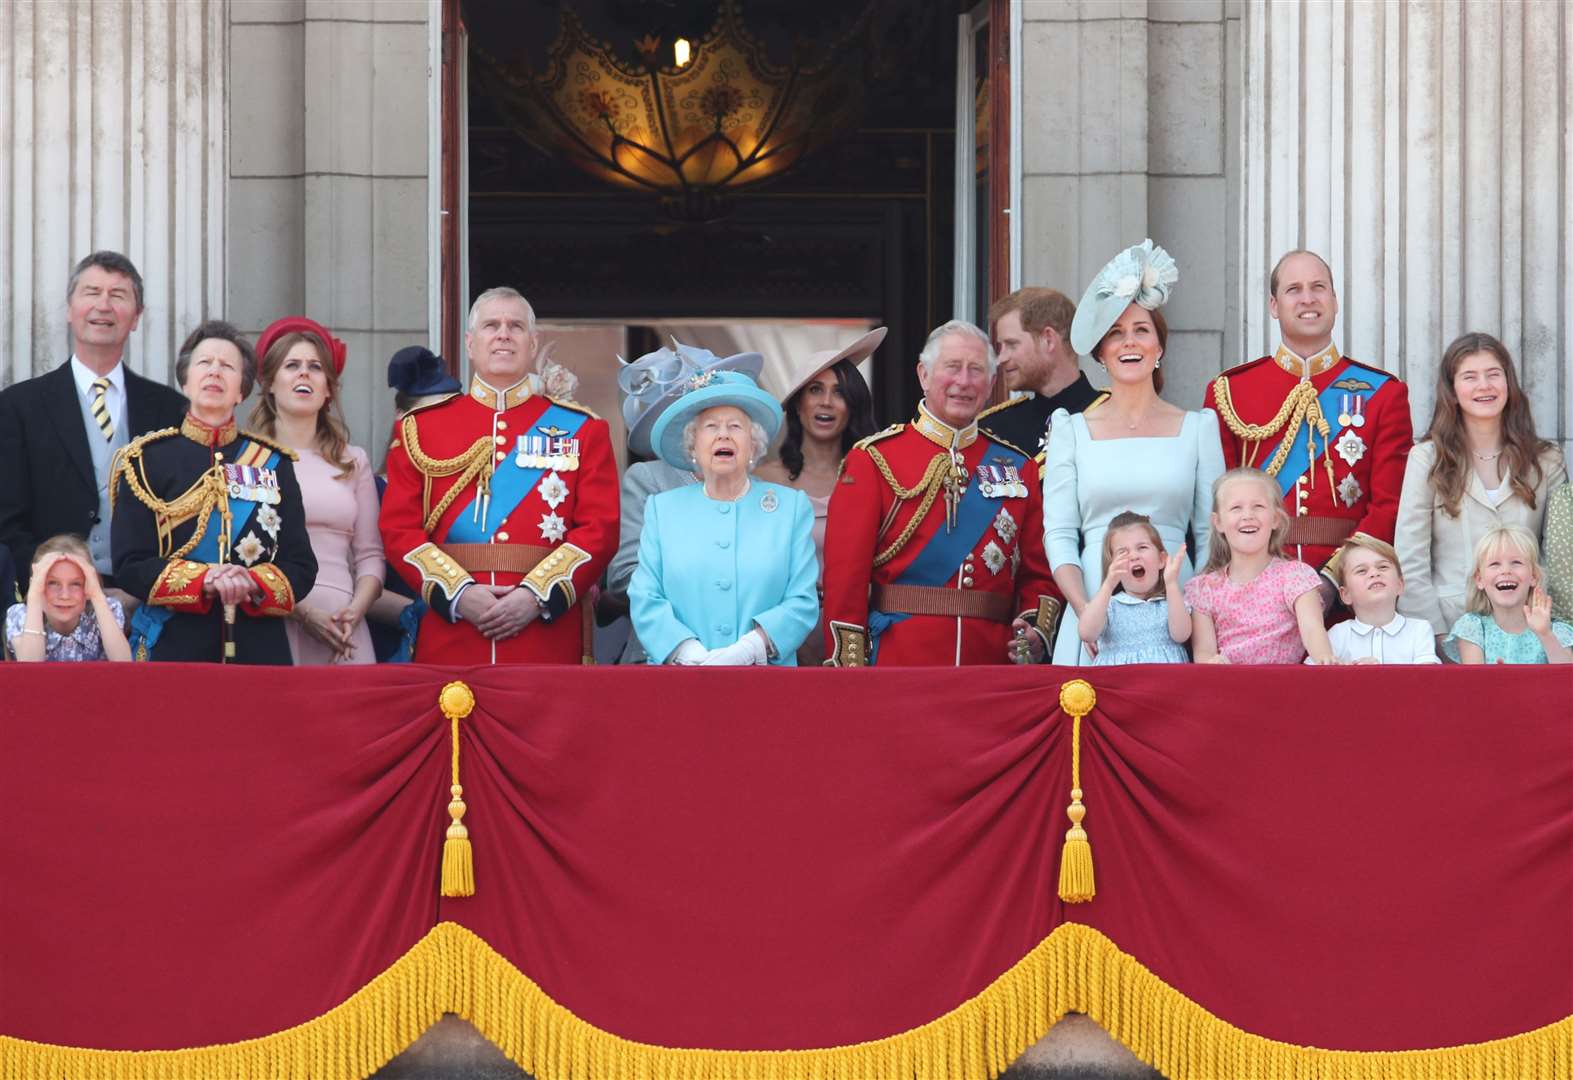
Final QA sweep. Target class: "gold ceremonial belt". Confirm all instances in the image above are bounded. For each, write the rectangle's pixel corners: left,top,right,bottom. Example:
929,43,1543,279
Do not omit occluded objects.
871,583,1013,623
440,543,554,575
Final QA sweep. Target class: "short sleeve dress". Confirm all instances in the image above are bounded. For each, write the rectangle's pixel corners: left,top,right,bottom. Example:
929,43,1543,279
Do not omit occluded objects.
1183,558,1323,664
1445,611,1573,664
1091,593,1189,665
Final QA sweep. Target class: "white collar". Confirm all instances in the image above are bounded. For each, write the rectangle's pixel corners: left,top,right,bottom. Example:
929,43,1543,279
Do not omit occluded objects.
69,354,125,398
1347,612,1406,637
1111,590,1161,605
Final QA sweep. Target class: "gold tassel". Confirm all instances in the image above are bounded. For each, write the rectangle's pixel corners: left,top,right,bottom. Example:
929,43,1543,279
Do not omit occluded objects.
439,681,477,897
1057,679,1097,904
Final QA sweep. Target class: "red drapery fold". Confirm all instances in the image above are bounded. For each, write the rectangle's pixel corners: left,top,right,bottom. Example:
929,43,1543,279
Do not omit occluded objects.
1,663,1569,1064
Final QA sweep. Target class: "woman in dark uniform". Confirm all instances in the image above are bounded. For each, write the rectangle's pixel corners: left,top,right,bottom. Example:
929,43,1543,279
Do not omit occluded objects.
110,320,316,663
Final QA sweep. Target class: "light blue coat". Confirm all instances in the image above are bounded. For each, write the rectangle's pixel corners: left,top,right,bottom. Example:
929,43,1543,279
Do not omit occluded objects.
630,480,819,665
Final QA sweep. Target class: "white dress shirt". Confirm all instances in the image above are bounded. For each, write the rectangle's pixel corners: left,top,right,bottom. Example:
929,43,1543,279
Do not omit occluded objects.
1324,612,1441,664
69,354,128,435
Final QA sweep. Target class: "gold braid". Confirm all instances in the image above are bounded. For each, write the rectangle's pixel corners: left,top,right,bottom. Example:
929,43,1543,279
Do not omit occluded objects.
109,436,228,560
1211,377,1333,486
400,414,496,531
866,448,954,567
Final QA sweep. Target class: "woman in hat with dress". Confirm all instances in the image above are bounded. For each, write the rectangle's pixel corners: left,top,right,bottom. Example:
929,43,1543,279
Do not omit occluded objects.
630,370,819,665
756,328,880,664
248,316,384,664
1038,239,1225,664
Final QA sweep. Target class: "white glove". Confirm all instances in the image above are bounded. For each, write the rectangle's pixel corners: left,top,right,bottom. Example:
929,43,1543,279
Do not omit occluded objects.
668,638,710,665
699,629,769,666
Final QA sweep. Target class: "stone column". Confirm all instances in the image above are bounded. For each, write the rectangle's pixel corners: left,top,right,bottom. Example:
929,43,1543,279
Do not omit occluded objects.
0,0,226,387
1242,0,1573,451
1017,0,1241,410
229,0,433,450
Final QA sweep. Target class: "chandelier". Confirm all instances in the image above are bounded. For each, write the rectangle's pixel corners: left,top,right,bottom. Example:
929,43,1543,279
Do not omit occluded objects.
474,1,867,221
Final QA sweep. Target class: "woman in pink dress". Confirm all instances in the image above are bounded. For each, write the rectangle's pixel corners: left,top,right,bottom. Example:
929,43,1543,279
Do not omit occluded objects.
248,317,384,664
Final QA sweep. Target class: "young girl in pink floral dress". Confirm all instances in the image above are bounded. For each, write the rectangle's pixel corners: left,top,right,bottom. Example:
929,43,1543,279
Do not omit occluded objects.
1184,468,1337,664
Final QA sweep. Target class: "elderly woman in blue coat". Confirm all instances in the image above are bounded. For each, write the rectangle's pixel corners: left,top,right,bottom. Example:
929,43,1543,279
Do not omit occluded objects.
630,370,819,665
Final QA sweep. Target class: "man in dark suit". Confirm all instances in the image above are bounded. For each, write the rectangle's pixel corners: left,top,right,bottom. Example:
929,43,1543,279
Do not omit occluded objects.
0,251,188,610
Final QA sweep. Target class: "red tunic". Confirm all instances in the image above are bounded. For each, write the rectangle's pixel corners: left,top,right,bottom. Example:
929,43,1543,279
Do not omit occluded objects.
821,408,1058,666
1204,345,1412,575
380,379,618,665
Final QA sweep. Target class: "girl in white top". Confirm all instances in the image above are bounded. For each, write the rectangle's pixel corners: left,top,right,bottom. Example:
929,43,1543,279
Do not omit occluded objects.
1394,333,1565,640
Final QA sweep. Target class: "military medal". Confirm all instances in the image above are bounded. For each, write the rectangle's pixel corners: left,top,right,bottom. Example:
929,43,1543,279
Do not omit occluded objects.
537,471,569,509
1350,395,1366,427
975,464,996,498
1338,474,1363,508
760,490,778,513
982,540,1006,575
993,507,1017,545
1334,428,1366,468
1339,394,1366,429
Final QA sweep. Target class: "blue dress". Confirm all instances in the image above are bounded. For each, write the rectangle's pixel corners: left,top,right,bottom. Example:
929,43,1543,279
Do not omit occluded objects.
1043,407,1225,664
630,480,819,665
1445,611,1573,664
1091,593,1189,665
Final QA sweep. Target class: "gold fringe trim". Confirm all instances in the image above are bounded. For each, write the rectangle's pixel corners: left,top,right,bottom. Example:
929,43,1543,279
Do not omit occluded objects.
2,921,1569,1080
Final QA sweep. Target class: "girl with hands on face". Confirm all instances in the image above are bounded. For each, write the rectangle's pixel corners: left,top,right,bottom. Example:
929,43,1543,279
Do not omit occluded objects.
1075,512,1192,666
5,535,131,662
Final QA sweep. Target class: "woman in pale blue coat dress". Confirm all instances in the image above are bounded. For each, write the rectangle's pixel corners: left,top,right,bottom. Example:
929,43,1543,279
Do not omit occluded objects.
1042,240,1225,665
631,370,819,665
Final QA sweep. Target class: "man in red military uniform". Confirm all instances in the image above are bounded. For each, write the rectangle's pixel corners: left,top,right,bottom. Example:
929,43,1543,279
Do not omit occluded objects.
1204,250,1412,599
381,287,617,664
821,320,1059,666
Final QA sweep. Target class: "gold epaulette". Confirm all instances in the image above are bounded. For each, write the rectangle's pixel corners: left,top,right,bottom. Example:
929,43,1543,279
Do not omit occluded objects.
853,423,904,451
238,430,300,462
976,397,1025,421
108,428,180,516
986,433,1032,458
1084,392,1111,413
547,395,599,420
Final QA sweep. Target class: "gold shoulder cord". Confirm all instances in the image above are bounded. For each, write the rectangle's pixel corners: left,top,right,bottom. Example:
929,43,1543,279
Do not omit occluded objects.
400,414,496,532
865,447,952,567
1210,376,1332,488
110,447,229,560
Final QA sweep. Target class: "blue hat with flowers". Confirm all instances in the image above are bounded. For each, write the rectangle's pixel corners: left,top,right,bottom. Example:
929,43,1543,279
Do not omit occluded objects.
1069,239,1179,356
618,339,764,458
648,369,784,472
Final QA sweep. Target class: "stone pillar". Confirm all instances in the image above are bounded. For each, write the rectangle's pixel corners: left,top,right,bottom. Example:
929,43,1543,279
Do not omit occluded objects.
1242,0,1573,451
1018,0,1241,410
229,0,434,450
0,0,226,388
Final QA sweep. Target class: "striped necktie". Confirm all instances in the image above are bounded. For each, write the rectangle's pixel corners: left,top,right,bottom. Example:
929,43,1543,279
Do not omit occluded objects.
90,377,115,441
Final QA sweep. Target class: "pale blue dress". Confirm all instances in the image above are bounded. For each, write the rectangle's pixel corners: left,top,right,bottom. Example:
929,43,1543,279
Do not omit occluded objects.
631,480,819,665
1091,593,1189,665
1444,612,1573,664
1043,407,1225,665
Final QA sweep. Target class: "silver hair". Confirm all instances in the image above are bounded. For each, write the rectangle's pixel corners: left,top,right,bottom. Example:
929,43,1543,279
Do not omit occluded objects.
681,413,770,471
466,287,537,334
917,319,997,378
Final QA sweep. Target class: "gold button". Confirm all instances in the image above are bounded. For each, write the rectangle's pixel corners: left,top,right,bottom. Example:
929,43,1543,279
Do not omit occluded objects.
497,531,510,541
495,435,506,446
1297,475,1307,486
1297,507,1309,516
496,420,507,431
962,576,974,587
496,451,506,461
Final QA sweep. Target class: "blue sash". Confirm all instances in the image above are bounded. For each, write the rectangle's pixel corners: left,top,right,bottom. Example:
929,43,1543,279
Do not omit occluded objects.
1259,368,1390,498
869,443,1027,662
445,404,588,543
129,443,279,660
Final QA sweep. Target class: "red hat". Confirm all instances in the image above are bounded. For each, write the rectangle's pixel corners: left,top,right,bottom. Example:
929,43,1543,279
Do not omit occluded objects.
256,316,347,376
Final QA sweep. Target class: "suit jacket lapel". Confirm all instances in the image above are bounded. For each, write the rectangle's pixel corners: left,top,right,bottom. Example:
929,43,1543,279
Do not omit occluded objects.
45,362,96,488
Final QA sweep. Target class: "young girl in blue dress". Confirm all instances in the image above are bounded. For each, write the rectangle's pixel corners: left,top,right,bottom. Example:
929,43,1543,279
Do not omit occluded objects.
1448,525,1573,664
1077,511,1191,665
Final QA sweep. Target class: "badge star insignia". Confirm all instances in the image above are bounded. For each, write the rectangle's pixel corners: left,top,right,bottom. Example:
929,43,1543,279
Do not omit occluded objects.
538,470,569,510
1334,429,1366,468
993,507,1017,545
538,512,567,542
982,540,1007,575
256,504,281,538
235,533,265,566
1338,474,1363,508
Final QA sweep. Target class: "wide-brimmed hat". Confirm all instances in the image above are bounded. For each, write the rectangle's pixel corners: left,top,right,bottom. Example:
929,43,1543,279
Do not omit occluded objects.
1068,239,1179,357
619,339,764,458
256,315,347,375
648,369,783,472
387,345,461,397
775,326,886,405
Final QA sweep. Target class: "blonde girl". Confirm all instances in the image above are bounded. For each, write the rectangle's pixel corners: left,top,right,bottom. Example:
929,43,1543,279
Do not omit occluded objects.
1077,511,1190,665
4,534,132,662
1183,468,1336,664
1447,525,1572,664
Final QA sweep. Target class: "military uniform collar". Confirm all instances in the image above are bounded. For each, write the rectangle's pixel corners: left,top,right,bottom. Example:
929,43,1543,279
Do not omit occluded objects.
1273,342,1341,379
469,374,533,410
912,401,978,451
180,412,238,447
